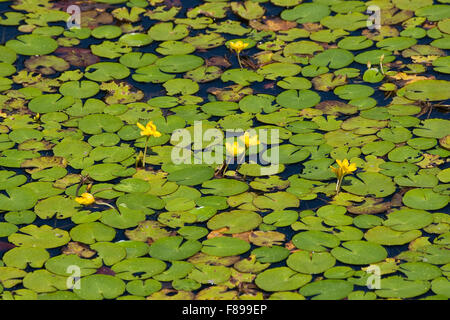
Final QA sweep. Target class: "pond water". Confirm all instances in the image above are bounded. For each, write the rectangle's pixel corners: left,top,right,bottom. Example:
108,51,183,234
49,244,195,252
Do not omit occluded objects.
0,0,449,300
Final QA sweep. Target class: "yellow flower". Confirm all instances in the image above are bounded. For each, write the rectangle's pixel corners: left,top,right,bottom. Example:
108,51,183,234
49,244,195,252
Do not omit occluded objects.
229,40,249,54
330,159,357,179
225,141,245,157
239,132,259,147
75,193,95,206
137,121,161,137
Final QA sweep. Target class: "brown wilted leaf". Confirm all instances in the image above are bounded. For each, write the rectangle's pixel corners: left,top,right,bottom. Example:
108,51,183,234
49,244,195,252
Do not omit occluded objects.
207,227,229,239
347,198,391,215
52,0,110,12
315,100,358,116
207,85,253,102
96,266,115,276
285,240,296,251
62,241,96,258
389,72,434,84
232,231,252,242
206,56,231,68
81,10,113,29
249,231,285,246
302,22,322,32
249,17,297,31
416,154,444,168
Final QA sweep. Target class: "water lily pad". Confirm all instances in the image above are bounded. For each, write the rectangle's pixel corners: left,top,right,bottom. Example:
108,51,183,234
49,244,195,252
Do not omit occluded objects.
342,172,396,198
299,279,353,300
156,55,204,73
292,230,340,252
331,240,387,265
403,189,449,210
149,236,201,261
6,35,57,55
364,226,421,245
201,237,250,257
255,267,312,292
9,225,69,249
74,274,125,300
201,179,248,196
287,251,336,274
375,276,430,298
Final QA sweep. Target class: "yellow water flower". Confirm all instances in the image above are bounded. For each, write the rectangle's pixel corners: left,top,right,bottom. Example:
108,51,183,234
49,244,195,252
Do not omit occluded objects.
239,132,259,147
229,40,249,54
331,159,357,178
330,159,357,194
136,121,161,137
137,121,161,169
75,193,95,206
226,141,245,157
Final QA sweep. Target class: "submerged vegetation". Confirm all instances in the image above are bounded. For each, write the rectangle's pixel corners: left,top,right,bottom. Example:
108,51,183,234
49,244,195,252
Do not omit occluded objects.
0,0,449,300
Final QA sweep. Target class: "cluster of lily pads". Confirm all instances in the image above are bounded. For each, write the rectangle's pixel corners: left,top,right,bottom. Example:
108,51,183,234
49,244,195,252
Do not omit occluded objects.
0,0,449,300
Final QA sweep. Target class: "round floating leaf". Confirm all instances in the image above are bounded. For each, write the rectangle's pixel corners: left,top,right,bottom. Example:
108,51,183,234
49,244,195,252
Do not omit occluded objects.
119,33,152,47
167,166,214,186
59,80,99,99
403,189,449,210
149,236,201,261
85,62,130,82
276,89,321,109
384,208,433,231
69,222,116,245
252,246,290,263
310,49,354,69
0,187,38,211
28,94,75,114
2,247,49,269
6,35,57,55
331,241,387,265
300,279,353,300
8,225,70,249
201,179,249,196
119,52,158,69
292,230,340,252
375,276,430,299
207,210,262,234
400,80,450,101
156,54,203,73
74,275,126,300
255,267,312,292
399,262,442,281
364,226,421,246
112,258,166,280
281,3,330,23
287,251,336,274
342,172,396,198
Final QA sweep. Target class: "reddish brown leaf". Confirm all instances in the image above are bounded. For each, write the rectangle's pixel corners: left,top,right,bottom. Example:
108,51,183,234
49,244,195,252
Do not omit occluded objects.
54,47,100,68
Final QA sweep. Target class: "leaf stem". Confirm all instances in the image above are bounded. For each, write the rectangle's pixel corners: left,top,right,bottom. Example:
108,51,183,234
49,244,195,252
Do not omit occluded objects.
143,136,149,169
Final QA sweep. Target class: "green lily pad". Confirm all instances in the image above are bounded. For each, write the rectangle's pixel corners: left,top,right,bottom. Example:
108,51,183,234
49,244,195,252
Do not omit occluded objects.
74,275,126,300
287,251,336,274
403,189,449,210
342,172,396,198
6,35,57,55
375,276,430,298
9,225,70,249
299,279,353,300
255,267,312,292
201,237,250,257
149,236,201,261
